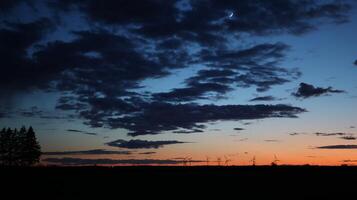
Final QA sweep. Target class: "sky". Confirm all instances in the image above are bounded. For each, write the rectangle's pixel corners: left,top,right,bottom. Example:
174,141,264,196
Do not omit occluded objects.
1,0,357,166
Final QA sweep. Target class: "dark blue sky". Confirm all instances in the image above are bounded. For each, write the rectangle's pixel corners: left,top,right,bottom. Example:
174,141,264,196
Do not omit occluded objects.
1,0,357,165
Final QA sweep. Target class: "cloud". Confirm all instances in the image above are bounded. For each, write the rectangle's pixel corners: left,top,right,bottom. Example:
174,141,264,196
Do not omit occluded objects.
234,138,248,142
172,129,203,134
0,0,24,12
62,0,178,26
313,132,356,140
316,145,357,149
138,152,156,155
106,102,306,136
198,43,301,92
0,112,6,118
53,0,351,36
33,29,167,93
43,157,203,165
0,0,350,135
264,140,280,142
341,159,357,163
153,82,232,102
0,18,55,91
0,106,75,121
340,136,356,140
66,129,97,136
292,83,345,98
106,139,187,149
249,96,282,102
16,106,43,117
153,43,300,102
42,149,132,155
290,132,353,137
290,132,356,141
314,132,347,137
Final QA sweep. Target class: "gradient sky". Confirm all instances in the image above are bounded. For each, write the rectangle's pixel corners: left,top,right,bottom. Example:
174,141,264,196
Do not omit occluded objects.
1,0,357,166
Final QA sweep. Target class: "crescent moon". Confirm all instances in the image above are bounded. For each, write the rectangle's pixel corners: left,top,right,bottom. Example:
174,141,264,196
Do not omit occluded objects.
229,12,234,18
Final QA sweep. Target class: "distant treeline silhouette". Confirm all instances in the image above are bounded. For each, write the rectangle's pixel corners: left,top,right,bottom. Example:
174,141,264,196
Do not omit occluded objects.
0,126,41,166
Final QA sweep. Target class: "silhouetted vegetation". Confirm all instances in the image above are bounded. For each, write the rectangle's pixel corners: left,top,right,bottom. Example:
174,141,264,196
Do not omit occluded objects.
0,126,41,166
0,166,357,199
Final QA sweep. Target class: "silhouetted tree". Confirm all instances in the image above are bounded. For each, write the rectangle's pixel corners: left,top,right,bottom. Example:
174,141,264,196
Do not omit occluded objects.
0,128,7,165
0,126,41,166
22,126,41,166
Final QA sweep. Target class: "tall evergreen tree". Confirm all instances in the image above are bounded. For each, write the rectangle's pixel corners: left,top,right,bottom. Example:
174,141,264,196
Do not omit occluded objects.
0,128,6,165
6,128,15,166
0,126,41,166
22,126,41,166
17,126,28,165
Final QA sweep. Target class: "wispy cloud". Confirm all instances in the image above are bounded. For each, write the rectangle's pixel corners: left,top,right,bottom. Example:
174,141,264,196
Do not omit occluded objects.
316,145,357,149
249,96,284,102
340,136,356,140
43,157,203,165
66,129,97,136
43,149,132,155
341,159,357,163
106,139,188,149
314,132,347,137
264,140,281,142
138,152,156,155
292,82,345,99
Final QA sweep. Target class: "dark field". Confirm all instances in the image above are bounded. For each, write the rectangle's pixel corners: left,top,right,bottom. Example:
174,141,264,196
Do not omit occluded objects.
1,166,357,199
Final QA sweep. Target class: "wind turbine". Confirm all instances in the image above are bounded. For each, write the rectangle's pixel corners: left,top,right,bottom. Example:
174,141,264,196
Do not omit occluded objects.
217,157,222,166
183,157,189,166
205,156,210,166
187,157,192,166
250,156,256,166
224,156,232,166
271,155,280,166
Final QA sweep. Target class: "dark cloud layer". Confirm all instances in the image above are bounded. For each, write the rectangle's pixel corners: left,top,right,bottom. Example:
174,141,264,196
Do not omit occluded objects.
249,96,281,102
52,0,350,36
290,132,356,141
264,140,280,143
106,139,187,149
289,132,303,136
0,0,25,12
153,43,300,102
316,133,357,140
291,132,356,140
106,103,306,136
314,132,347,137
43,157,203,165
0,18,55,91
316,145,357,149
341,159,357,163
0,106,75,121
67,129,97,136
0,0,351,136
340,136,356,140
197,43,301,93
43,149,131,155
138,152,156,155
172,129,204,134
292,83,345,98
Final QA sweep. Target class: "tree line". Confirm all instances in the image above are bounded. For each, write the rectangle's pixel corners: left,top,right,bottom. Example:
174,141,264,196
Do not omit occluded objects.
0,126,41,166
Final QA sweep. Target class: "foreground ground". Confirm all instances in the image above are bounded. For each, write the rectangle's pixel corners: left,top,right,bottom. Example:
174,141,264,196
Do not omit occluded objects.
1,165,356,199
